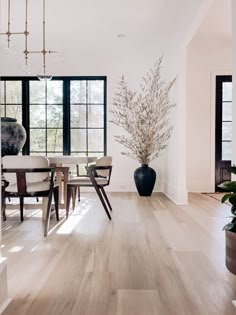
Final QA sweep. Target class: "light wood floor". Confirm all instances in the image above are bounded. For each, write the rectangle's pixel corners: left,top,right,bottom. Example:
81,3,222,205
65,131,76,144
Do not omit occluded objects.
1,192,236,315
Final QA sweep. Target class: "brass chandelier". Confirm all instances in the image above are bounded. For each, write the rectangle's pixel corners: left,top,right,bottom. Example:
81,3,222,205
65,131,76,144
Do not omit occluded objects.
0,0,57,80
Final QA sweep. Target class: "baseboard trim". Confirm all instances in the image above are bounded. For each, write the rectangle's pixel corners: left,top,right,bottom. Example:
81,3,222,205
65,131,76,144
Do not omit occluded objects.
163,182,188,205
163,191,179,205
0,298,11,314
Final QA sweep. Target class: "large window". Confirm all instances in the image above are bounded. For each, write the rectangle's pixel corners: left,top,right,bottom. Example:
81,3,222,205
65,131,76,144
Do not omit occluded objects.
0,77,107,158
0,80,22,124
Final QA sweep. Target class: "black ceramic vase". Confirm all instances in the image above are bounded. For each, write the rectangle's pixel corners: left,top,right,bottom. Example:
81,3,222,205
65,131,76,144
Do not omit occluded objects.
134,164,156,196
1,117,26,157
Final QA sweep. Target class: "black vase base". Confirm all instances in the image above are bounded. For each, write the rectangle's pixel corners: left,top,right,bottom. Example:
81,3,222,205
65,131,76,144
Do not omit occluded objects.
138,192,152,197
134,165,156,197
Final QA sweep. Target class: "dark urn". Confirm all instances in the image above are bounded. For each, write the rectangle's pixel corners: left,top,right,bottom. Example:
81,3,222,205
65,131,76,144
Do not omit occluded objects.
1,117,26,157
134,164,156,196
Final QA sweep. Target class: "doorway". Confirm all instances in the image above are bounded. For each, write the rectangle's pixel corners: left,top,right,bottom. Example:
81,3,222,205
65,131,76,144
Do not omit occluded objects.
215,75,232,191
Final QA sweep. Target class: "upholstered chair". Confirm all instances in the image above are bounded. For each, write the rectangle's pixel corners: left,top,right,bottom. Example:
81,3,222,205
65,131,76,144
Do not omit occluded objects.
2,155,59,237
66,156,112,219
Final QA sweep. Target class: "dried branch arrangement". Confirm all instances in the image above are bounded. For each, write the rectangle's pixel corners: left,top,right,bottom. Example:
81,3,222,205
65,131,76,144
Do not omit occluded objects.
110,56,176,165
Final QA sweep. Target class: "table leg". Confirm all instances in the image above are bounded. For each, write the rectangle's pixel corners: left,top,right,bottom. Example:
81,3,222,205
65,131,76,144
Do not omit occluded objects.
52,165,70,208
63,168,69,207
42,197,48,222
56,170,63,205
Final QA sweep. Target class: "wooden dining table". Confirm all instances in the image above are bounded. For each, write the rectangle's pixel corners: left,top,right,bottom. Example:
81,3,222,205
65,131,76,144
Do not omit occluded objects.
48,156,98,208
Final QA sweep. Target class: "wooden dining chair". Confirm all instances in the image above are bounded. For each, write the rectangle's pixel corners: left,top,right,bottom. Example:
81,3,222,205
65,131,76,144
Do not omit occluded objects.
66,156,113,219
2,156,59,237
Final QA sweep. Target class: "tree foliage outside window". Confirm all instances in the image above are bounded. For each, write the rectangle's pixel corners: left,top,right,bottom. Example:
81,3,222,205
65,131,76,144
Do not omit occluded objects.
0,77,106,163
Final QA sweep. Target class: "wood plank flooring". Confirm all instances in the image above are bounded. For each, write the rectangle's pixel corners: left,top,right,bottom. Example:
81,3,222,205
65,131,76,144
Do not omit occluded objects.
1,192,236,315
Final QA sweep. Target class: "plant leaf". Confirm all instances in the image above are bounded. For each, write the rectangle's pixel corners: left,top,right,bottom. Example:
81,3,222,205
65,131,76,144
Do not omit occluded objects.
223,222,236,231
227,165,236,175
221,181,236,192
221,193,233,203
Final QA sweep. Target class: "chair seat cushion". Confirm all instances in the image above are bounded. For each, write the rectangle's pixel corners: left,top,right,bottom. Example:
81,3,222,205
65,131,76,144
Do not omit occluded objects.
6,181,52,193
68,176,108,186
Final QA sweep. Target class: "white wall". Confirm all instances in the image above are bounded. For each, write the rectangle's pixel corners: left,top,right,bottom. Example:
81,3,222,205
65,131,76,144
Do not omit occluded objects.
163,0,215,204
187,46,232,192
187,0,232,192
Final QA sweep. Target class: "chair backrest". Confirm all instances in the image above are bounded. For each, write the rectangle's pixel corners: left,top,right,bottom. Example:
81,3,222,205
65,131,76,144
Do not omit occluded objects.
2,156,50,184
95,156,112,177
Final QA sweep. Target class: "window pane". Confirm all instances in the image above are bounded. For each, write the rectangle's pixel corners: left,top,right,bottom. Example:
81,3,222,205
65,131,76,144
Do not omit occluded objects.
71,81,86,104
70,152,87,175
222,102,232,121
88,129,104,151
30,105,45,127
88,81,104,104
6,81,22,104
47,129,63,152
30,81,46,104
1,82,5,104
88,152,103,158
222,142,232,161
1,105,5,116
47,81,63,104
30,129,46,151
47,105,63,128
47,153,64,157
6,105,22,123
222,122,232,141
71,105,86,127
88,105,104,127
223,82,232,101
30,152,46,156
71,129,86,151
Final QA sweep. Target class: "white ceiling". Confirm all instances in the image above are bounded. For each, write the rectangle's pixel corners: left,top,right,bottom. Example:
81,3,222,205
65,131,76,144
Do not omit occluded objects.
189,0,232,50
0,0,207,51
1,0,230,76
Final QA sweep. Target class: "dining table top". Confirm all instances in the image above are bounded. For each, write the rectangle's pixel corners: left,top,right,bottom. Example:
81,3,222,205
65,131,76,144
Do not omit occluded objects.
47,156,98,165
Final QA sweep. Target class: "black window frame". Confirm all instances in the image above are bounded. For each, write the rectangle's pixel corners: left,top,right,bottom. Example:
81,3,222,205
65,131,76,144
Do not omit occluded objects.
1,76,107,157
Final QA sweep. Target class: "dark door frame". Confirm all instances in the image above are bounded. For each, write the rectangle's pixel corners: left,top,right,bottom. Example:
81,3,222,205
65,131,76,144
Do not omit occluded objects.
215,75,232,191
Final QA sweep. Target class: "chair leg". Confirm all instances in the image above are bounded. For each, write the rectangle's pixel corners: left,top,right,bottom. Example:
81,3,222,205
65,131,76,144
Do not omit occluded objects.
101,187,112,211
87,168,111,220
72,186,77,210
94,185,111,220
66,185,73,218
20,197,24,222
53,187,59,221
44,191,53,237
1,196,6,221
77,186,80,202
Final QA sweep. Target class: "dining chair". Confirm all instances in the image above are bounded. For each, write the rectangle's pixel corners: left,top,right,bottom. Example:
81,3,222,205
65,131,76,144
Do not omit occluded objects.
66,156,113,219
2,155,59,237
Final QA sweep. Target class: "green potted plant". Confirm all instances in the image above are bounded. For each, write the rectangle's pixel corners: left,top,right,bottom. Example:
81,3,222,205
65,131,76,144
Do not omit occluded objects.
110,56,176,196
221,165,236,274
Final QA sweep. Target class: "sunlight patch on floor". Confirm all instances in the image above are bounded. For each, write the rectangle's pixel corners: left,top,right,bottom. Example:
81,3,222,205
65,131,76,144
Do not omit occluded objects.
9,246,23,253
56,200,92,235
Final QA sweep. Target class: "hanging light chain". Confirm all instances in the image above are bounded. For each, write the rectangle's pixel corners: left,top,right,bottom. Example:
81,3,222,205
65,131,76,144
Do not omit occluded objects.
0,0,58,77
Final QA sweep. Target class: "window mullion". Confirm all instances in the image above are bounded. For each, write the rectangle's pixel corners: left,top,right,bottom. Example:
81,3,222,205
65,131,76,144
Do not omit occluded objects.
22,79,30,155
63,79,70,155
